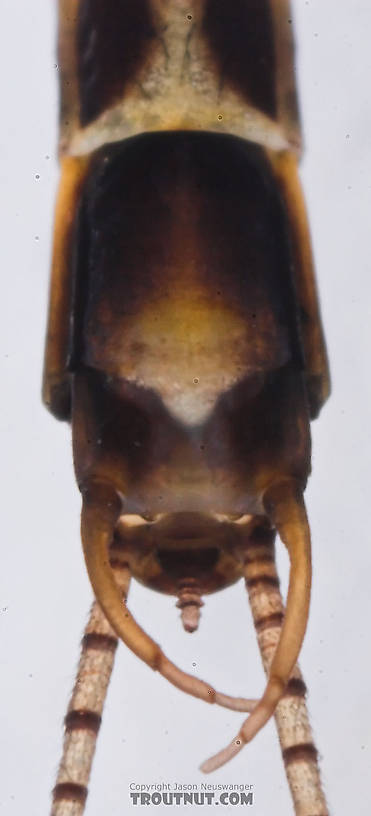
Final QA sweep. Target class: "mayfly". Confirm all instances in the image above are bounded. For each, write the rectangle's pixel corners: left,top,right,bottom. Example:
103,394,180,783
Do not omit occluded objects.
43,1,330,814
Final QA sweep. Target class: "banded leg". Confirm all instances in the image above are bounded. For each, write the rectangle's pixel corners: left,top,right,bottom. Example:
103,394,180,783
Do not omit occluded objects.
201,481,313,772
51,563,130,816
245,530,328,815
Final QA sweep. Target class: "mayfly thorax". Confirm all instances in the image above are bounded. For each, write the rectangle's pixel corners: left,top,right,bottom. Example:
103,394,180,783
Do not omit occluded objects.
44,2,330,814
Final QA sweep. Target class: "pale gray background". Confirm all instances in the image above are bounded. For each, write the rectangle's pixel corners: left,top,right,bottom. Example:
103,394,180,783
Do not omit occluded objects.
1,2,370,814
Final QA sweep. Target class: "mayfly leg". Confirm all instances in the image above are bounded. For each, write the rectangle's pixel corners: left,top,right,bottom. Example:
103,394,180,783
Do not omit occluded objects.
51,563,130,816
244,529,328,815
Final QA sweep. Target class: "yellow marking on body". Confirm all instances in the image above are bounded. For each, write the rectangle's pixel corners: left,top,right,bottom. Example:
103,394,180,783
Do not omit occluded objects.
100,286,288,426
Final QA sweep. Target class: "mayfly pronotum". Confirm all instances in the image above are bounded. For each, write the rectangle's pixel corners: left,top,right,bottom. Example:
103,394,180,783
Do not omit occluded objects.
3,2,371,816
